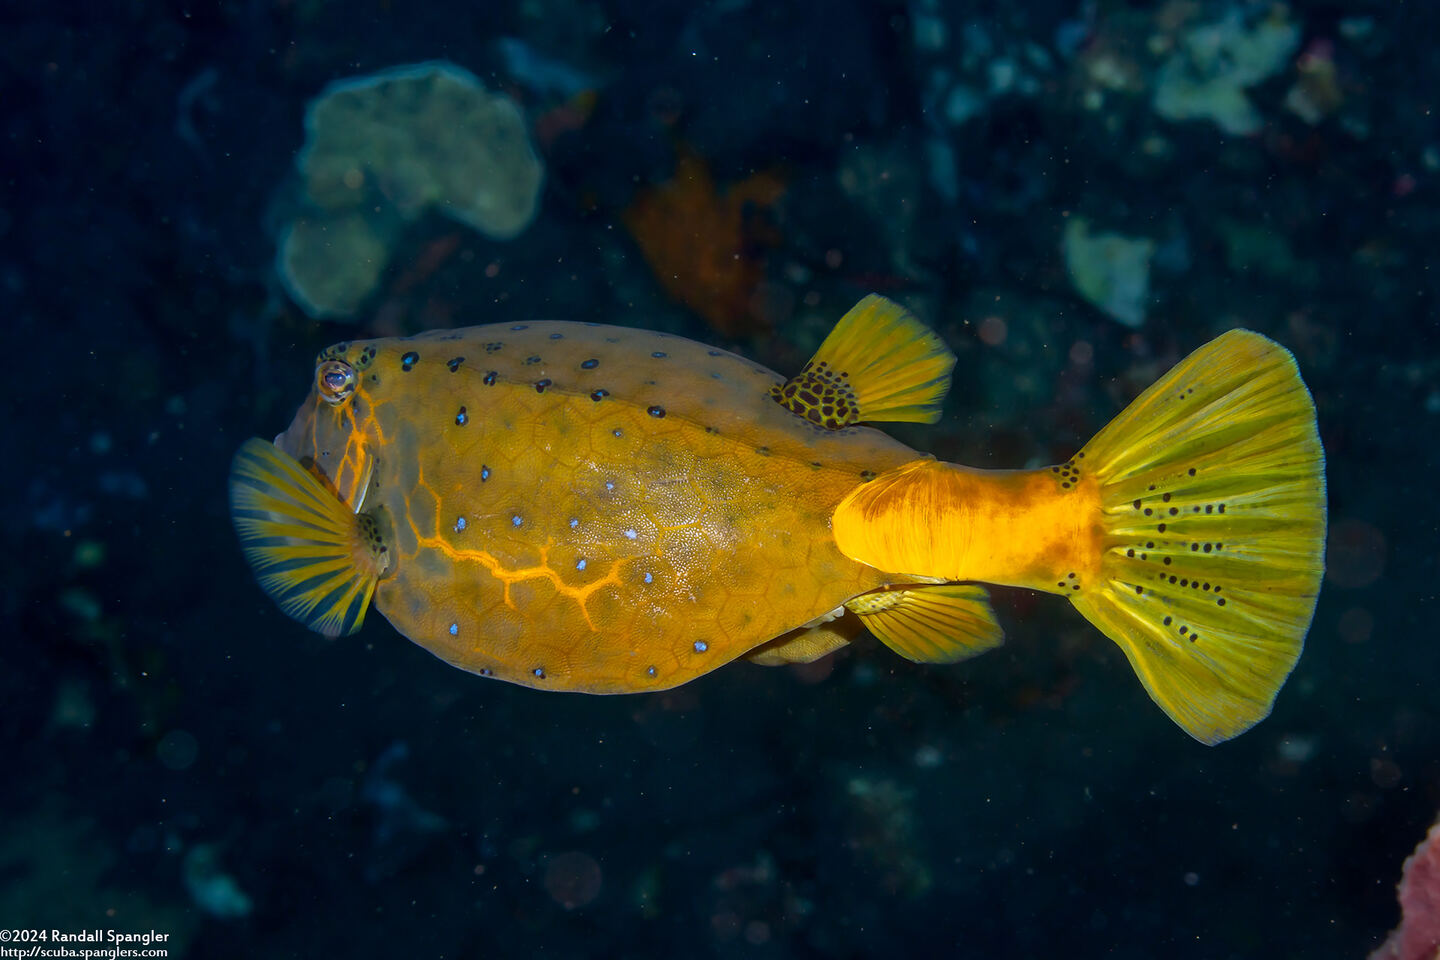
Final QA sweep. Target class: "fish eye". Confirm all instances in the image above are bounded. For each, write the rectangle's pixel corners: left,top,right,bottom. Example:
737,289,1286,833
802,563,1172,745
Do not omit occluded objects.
316,359,356,405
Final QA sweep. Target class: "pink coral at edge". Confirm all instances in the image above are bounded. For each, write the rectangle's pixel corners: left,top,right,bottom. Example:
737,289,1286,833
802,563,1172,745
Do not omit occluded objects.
1371,817,1440,960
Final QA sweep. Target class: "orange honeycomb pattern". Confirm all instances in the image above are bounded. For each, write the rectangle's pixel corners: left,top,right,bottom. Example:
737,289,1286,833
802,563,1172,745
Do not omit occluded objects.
278,321,923,693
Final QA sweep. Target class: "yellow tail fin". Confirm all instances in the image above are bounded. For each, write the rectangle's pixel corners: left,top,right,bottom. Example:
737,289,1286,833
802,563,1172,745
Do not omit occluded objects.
1073,329,1326,744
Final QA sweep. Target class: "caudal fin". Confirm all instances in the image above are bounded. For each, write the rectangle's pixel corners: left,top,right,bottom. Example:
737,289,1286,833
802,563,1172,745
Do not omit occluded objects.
1072,330,1326,744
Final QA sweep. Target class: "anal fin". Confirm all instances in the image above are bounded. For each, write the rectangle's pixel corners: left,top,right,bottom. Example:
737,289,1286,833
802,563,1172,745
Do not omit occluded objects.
770,294,956,428
846,584,1003,664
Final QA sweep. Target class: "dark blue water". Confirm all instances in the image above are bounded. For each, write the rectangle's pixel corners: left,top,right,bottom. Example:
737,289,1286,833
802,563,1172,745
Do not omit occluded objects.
4,1,1433,957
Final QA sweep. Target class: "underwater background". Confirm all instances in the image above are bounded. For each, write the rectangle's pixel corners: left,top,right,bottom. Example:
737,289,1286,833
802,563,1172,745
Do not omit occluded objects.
3,0,1435,957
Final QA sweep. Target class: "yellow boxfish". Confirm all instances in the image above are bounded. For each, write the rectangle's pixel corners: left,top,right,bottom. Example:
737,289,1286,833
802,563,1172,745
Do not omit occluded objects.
229,296,1325,744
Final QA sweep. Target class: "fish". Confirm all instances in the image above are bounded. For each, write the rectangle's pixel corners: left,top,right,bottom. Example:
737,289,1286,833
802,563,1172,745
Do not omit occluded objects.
229,296,1326,744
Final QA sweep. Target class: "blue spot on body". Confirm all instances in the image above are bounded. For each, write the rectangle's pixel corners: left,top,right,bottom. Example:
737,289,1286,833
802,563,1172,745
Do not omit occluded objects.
605,481,615,492
481,466,491,481
569,517,579,529
693,640,708,653
449,623,459,636
576,559,587,571
624,528,637,540
454,517,467,532
646,665,657,678
533,667,545,678
643,572,653,584
512,515,523,527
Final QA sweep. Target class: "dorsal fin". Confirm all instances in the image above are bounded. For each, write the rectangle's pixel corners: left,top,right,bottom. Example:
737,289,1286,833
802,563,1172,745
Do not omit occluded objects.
769,295,956,429
845,584,1003,664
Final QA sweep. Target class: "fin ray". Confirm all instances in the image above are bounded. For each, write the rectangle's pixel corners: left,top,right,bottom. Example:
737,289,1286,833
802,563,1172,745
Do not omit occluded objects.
771,295,956,428
847,584,1003,664
229,438,387,638
1073,329,1326,744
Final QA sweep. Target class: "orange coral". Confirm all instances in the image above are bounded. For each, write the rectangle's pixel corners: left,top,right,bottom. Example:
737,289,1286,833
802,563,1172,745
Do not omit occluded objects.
622,147,785,337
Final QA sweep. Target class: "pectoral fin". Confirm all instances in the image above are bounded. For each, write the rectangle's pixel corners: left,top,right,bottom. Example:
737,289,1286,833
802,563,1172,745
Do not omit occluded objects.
228,438,389,638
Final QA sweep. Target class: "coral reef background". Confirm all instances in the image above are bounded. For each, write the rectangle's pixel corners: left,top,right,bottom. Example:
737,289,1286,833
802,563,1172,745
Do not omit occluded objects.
2,0,1435,956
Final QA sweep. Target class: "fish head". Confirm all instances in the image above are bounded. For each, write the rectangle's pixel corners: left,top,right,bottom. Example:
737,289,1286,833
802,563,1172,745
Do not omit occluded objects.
274,338,388,512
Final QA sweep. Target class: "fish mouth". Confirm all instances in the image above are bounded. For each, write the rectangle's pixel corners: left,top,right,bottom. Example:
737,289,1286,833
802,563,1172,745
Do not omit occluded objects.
272,406,361,509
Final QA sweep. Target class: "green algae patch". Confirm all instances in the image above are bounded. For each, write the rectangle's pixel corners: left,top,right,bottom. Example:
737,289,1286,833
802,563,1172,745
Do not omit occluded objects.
278,61,544,319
